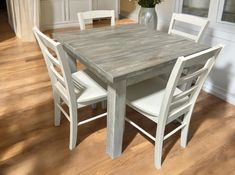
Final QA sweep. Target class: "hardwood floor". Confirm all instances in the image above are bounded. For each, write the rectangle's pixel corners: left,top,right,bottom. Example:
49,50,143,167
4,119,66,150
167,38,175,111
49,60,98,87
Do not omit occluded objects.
1,11,235,175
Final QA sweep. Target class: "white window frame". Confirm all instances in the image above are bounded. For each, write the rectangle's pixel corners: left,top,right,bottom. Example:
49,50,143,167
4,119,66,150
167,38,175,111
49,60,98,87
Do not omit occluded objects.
216,0,235,26
175,0,212,18
175,0,235,35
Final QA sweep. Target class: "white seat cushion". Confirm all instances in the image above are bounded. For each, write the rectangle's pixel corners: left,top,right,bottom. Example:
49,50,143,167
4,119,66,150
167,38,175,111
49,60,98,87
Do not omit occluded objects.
126,77,183,122
72,70,107,105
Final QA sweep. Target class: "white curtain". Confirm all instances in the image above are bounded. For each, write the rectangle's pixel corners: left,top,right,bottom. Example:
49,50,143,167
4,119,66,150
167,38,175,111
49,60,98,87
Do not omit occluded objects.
6,0,40,42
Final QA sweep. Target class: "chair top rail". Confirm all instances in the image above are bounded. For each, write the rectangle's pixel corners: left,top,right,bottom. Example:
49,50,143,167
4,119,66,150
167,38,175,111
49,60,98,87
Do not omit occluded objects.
183,45,223,67
78,10,115,30
33,27,59,50
79,10,115,20
172,13,208,27
168,13,209,42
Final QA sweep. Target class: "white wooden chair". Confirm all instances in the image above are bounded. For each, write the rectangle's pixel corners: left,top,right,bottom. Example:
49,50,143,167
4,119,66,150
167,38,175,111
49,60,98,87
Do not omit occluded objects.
125,45,223,169
78,10,115,30
33,27,107,150
168,13,209,43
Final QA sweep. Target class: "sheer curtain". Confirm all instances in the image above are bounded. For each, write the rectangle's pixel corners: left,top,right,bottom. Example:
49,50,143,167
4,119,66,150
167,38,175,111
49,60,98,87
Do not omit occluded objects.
6,0,40,42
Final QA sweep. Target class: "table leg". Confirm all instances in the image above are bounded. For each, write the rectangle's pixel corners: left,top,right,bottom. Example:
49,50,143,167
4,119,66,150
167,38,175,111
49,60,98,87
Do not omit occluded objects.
106,80,126,159
67,53,77,73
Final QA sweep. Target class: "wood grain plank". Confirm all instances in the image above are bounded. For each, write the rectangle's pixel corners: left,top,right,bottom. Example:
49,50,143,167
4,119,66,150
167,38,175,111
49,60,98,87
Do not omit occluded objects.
54,24,209,83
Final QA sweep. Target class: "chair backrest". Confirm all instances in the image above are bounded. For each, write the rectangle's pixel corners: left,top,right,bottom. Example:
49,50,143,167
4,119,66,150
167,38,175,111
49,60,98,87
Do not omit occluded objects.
168,13,209,43
78,10,115,30
33,27,79,105
159,45,224,125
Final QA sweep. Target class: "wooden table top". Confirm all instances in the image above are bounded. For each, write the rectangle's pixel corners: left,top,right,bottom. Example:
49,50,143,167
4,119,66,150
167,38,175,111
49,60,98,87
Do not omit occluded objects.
54,24,209,84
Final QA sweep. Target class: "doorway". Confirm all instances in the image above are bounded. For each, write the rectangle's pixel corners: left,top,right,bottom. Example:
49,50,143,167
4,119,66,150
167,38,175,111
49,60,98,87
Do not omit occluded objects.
0,0,7,11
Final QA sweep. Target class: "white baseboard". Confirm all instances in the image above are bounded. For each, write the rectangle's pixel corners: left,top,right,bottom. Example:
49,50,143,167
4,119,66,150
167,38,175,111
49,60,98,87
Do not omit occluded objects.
203,81,235,106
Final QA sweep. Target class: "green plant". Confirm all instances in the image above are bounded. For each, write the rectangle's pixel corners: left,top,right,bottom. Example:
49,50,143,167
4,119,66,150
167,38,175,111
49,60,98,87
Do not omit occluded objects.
136,0,162,8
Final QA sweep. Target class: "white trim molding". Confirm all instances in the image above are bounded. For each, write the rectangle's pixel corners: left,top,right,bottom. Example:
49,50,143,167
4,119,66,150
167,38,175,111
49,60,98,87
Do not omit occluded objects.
203,81,235,106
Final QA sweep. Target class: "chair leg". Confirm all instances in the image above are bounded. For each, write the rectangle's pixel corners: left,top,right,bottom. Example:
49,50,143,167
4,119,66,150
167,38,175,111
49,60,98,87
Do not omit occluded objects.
54,92,61,127
69,105,78,150
154,128,165,169
180,111,193,148
181,124,189,148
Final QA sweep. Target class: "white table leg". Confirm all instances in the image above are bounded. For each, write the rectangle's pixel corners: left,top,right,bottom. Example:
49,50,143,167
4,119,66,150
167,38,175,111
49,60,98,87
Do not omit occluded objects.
106,80,126,159
67,53,77,73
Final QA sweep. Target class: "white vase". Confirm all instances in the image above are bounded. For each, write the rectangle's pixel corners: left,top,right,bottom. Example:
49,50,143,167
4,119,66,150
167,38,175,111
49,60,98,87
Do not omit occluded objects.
138,7,158,30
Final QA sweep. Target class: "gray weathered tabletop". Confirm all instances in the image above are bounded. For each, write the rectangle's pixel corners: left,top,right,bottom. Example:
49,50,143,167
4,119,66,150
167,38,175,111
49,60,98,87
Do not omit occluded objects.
54,24,209,84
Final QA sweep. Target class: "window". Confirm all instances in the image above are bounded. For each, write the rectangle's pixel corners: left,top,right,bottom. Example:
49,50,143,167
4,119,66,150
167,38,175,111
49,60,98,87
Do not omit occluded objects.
176,0,235,34
221,0,235,23
182,0,210,17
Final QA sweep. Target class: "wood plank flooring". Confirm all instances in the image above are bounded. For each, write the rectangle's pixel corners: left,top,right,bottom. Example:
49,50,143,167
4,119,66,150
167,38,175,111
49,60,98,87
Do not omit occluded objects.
0,11,235,175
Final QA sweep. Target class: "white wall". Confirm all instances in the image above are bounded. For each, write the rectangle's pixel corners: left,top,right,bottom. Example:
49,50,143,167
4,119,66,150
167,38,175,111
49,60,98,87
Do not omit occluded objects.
120,0,235,106
202,32,235,105
40,0,118,30
93,0,119,17
40,0,92,30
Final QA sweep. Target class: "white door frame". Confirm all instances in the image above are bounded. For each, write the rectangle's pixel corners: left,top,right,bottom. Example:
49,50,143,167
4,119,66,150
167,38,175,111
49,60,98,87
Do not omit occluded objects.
116,0,120,19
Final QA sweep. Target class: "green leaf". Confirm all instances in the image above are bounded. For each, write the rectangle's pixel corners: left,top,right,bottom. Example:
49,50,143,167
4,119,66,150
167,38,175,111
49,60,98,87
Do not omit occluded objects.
136,0,162,8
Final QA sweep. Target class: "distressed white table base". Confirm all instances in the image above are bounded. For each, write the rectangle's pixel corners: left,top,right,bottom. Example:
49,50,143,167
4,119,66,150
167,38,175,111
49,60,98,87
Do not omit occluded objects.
67,54,77,73
106,80,126,158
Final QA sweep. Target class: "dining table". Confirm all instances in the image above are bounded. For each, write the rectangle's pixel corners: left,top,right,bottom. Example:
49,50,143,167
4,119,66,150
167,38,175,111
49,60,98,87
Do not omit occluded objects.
53,23,209,159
